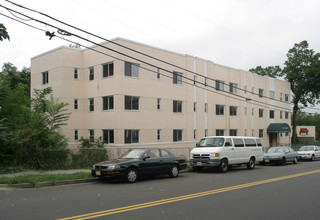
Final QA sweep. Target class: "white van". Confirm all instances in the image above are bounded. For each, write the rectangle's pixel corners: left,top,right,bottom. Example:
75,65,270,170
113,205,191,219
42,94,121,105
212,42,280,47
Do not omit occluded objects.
189,136,264,173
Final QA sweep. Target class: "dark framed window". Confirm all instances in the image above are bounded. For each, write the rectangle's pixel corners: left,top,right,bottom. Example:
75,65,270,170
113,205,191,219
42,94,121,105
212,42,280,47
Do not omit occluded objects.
229,83,237,94
157,68,161,79
233,138,244,147
216,80,224,91
157,129,161,140
173,71,183,84
74,130,79,140
125,130,139,144
259,129,264,138
89,129,94,141
102,96,114,110
157,98,161,110
270,110,275,119
74,99,79,110
89,67,94,80
230,129,237,136
125,96,139,110
216,129,224,136
230,106,237,116
285,94,289,102
216,105,224,115
173,100,183,113
259,109,264,118
259,89,264,98
103,129,114,144
244,139,257,147
42,71,49,84
173,129,183,142
194,102,197,112
74,68,79,79
280,111,283,119
125,62,139,77
88,98,94,112
285,111,289,119
103,62,114,78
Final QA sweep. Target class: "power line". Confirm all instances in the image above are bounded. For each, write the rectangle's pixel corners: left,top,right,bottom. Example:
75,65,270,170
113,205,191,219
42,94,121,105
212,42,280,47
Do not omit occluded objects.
0,4,292,112
4,0,292,106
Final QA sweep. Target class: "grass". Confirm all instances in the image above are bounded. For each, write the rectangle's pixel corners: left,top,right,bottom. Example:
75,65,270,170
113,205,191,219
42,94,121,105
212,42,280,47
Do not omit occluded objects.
0,172,92,185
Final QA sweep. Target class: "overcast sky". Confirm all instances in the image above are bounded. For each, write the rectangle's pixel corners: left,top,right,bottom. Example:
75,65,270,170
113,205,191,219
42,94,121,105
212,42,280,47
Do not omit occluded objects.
1,0,320,112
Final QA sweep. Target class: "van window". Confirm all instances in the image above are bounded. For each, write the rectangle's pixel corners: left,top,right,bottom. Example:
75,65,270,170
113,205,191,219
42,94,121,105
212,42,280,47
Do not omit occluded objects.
244,139,257,147
233,138,244,147
198,137,224,147
255,139,262,146
225,138,232,147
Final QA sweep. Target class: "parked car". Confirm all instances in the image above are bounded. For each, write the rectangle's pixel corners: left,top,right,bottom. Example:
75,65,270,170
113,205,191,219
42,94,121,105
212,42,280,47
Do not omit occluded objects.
297,146,320,161
262,146,299,165
91,148,187,183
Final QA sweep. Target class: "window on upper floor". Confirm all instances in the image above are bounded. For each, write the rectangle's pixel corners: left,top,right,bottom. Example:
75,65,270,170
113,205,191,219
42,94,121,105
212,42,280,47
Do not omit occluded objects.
285,94,289,102
173,71,183,84
74,68,79,79
102,96,114,110
270,110,275,119
229,83,238,94
125,62,139,77
230,106,237,116
88,67,94,80
88,98,94,112
285,111,289,119
259,89,264,98
125,96,139,110
216,80,224,91
42,71,49,84
259,109,264,118
216,105,224,115
173,100,183,113
157,98,161,110
157,68,161,79
103,62,114,78
74,99,79,110
269,91,275,100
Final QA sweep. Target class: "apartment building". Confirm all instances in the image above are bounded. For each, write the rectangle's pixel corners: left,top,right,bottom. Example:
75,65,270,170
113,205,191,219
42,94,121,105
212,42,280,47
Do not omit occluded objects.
31,37,292,153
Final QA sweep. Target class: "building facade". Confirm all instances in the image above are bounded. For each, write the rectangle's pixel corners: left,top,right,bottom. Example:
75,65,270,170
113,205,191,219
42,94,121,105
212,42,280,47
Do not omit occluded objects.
31,38,292,155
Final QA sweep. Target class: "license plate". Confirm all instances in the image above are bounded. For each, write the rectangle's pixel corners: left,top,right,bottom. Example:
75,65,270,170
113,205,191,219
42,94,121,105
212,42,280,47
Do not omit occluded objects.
95,171,101,176
197,162,202,166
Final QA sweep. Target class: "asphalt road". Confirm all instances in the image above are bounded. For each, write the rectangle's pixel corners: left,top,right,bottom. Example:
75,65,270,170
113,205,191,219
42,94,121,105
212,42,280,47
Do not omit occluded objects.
1,161,320,220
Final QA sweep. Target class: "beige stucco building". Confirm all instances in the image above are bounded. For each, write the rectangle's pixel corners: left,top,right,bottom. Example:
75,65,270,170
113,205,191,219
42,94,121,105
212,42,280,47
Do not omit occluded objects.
31,38,292,156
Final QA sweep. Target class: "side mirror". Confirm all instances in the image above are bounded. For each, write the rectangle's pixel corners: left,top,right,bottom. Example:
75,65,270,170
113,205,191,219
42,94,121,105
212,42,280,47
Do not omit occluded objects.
143,156,150,161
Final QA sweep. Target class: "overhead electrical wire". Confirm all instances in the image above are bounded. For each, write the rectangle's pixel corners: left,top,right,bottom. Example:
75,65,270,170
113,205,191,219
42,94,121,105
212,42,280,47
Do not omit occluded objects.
3,0,291,106
0,3,293,112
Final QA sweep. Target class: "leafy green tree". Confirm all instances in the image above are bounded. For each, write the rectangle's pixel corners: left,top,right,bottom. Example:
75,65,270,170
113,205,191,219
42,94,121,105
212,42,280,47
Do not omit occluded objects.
0,23,10,41
250,41,320,143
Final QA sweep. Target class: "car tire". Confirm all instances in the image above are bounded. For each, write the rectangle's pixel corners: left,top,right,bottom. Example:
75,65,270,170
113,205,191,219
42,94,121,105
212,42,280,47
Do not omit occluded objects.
247,157,255,169
169,164,179,178
293,157,298,164
126,168,138,183
281,157,286,166
219,159,228,173
311,155,315,161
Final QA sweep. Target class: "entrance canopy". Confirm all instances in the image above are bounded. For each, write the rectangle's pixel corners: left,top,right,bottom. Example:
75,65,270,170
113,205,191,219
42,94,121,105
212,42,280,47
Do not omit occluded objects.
267,123,291,133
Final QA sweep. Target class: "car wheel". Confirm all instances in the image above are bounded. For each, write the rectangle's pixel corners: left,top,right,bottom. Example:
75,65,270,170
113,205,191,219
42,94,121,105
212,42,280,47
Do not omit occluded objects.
311,155,315,161
281,157,286,166
219,159,228,173
247,157,255,169
293,157,298,164
126,168,138,183
169,164,179,178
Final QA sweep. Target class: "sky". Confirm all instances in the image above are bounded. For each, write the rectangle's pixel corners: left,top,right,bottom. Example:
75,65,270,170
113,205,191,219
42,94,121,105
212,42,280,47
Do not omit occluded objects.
1,0,320,112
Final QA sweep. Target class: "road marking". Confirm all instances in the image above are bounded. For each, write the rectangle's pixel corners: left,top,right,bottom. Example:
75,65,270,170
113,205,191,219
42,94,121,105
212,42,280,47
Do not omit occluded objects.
58,169,320,220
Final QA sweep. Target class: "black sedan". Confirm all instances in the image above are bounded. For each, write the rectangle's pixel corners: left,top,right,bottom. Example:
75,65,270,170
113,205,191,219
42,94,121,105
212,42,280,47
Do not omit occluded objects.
91,148,187,183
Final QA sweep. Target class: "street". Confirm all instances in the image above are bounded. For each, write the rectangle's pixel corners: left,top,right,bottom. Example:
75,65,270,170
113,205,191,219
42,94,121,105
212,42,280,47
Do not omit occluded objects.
1,161,320,220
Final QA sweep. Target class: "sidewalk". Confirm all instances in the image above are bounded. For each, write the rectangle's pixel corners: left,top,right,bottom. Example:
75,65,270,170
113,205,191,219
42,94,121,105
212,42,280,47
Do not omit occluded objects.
0,169,91,178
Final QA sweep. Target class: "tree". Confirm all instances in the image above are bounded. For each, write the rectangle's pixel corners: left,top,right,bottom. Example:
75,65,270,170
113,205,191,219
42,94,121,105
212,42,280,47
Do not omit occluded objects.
250,41,320,143
0,23,10,41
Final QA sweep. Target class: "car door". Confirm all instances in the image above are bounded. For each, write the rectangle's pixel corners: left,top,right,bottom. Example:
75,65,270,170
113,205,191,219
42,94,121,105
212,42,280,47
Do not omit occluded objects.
160,149,173,173
286,147,295,162
315,147,320,159
139,149,162,176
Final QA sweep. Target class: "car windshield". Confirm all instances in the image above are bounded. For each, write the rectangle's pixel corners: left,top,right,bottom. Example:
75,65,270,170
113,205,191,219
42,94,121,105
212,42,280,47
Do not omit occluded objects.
299,146,314,151
197,138,224,147
122,149,146,159
267,148,285,153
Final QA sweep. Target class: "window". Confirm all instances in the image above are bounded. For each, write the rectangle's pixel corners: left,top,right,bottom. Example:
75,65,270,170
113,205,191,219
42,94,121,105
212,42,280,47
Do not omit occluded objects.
229,83,238,94
285,94,289,102
102,96,114,110
244,139,257,147
216,80,224,91
193,75,196,85
88,67,94,80
102,62,114,78
42,71,49,84
88,98,94,112
173,100,183,113
280,111,283,119
74,130,79,141
102,129,114,144
194,102,197,112
204,77,207,87
230,106,237,116
125,130,139,144
157,129,161,140
173,129,183,142
74,99,79,110
205,129,208,137
230,129,237,136
125,96,139,110
216,129,224,136
256,139,262,146
146,149,160,158
270,110,275,119
157,68,161,79
280,93,283,101
173,71,183,84
259,109,264,118
285,111,289,119
89,129,94,141
194,129,196,139
216,105,224,115
269,91,275,99
157,98,161,110
125,62,139,77
160,149,170,157
259,89,264,98
233,138,244,147
74,68,79,79
259,129,264,138
205,103,208,113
